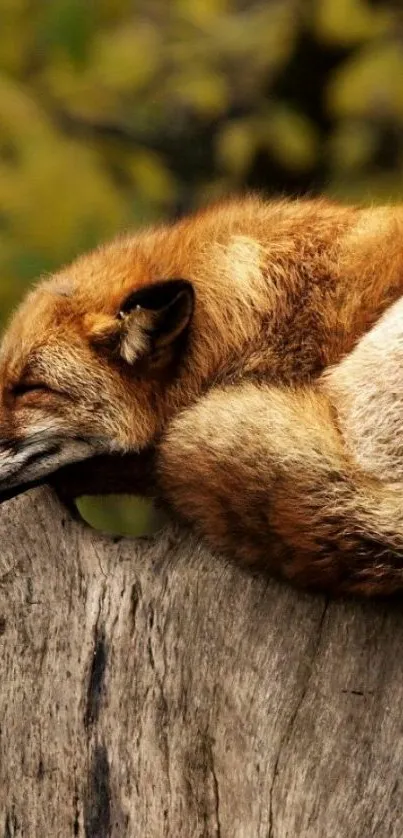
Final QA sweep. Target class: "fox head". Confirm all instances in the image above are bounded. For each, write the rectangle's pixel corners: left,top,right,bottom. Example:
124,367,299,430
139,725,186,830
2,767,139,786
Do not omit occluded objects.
0,233,195,503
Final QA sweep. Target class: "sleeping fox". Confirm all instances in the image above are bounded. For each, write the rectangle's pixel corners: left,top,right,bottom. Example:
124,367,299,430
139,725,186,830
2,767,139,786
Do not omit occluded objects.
1,195,403,596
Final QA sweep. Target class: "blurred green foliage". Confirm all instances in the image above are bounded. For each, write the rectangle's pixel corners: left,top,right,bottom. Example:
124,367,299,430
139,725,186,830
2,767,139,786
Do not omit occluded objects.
76,494,167,537
0,0,402,321
0,0,402,533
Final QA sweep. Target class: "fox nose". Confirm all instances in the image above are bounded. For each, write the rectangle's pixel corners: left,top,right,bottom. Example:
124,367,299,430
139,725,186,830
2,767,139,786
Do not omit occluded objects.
0,432,99,504
0,438,57,475
0,438,51,503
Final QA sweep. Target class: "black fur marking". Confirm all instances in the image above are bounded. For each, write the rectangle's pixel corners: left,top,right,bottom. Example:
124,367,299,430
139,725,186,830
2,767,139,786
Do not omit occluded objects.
22,443,61,472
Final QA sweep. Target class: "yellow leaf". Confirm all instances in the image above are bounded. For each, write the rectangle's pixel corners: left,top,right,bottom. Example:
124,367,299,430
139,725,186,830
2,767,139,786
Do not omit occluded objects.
39,58,118,122
263,107,319,171
0,0,32,75
128,150,176,202
174,0,229,27
313,0,391,45
170,69,227,116
0,75,50,143
91,24,160,92
328,43,403,119
0,79,127,255
216,120,256,175
328,121,377,171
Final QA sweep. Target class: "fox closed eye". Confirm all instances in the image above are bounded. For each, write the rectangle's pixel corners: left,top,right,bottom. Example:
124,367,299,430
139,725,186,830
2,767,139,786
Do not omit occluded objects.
12,382,51,398
11,380,78,404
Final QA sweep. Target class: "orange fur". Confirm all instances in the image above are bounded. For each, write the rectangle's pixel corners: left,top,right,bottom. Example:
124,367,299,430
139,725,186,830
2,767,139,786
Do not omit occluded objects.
2,195,403,594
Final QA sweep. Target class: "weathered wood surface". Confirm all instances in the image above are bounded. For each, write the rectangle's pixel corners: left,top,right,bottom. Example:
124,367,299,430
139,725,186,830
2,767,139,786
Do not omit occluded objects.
0,488,403,838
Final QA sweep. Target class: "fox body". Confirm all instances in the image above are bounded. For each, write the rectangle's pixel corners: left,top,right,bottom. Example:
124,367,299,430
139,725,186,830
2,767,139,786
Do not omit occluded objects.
2,196,403,595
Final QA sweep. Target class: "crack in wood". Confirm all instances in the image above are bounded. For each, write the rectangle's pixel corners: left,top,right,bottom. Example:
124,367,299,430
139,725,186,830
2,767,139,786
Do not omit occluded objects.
4,808,19,838
205,736,222,838
84,588,108,730
2,488,402,838
268,599,329,838
83,743,111,838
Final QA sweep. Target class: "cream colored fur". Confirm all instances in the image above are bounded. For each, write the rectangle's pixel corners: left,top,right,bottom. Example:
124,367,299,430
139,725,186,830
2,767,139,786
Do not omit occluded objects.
324,297,403,482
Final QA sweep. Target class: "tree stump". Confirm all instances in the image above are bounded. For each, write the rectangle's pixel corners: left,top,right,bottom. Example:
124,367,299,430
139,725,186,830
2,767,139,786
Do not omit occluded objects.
0,487,402,837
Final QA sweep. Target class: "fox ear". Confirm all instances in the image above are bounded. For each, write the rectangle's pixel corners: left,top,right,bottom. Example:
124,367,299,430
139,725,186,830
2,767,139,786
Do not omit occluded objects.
118,279,194,366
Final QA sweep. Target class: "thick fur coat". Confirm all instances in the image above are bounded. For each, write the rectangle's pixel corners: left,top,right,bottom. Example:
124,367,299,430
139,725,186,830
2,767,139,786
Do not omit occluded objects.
1,196,403,595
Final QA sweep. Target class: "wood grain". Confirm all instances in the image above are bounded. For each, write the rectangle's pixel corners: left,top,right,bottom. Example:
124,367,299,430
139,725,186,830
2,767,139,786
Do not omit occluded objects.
0,487,402,837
